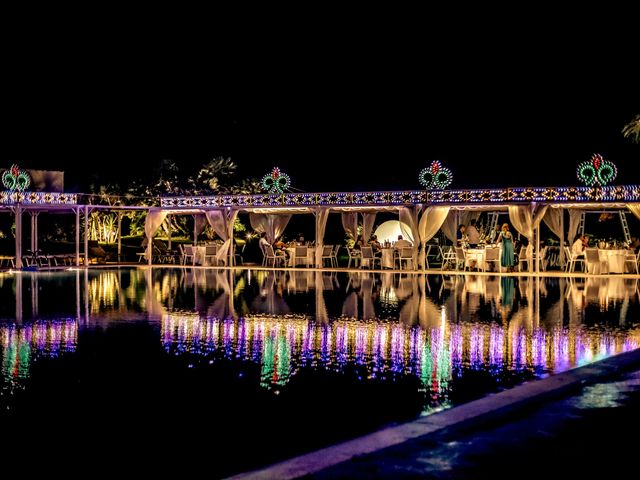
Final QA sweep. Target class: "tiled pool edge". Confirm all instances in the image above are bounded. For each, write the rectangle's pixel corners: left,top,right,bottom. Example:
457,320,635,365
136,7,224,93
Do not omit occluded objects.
228,348,640,480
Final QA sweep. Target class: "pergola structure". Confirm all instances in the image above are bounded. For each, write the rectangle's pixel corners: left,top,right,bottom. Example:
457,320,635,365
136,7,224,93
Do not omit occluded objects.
0,191,154,268
156,184,640,273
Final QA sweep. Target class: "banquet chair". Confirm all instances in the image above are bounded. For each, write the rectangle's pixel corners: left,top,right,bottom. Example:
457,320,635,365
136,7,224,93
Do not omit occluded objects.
294,246,311,267
360,246,381,269
263,244,286,267
484,247,501,272
565,246,585,273
624,250,639,274
347,248,360,268
321,245,334,268
398,247,415,270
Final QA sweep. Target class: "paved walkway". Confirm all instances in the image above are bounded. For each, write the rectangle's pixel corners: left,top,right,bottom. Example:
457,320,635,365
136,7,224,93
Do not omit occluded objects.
313,368,640,478
232,350,640,479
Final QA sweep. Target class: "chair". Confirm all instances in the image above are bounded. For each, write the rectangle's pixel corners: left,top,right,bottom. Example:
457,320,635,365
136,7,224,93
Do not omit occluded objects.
263,244,286,267
484,247,501,272
232,243,244,265
347,248,360,268
537,246,548,271
321,245,334,268
201,244,217,266
397,247,414,270
454,247,466,271
565,246,585,273
517,246,530,272
294,246,311,267
440,246,457,270
360,246,381,269
181,244,195,265
624,250,639,274
330,244,340,268
88,240,110,264
584,248,601,274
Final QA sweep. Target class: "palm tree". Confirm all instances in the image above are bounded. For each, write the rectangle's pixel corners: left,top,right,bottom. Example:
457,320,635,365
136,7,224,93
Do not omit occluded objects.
622,114,640,143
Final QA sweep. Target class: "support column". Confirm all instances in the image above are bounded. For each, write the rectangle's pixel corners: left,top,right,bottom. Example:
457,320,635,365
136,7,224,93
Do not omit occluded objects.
167,214,172,252
84,205,89,268
15,205,23,269
75,208,80,267
30,211,38,253
228,209,235,267
117,212,123,262
559,210,565,269
535,227,540,274
148,214,153,266
193,214,198,244
315,209,319,268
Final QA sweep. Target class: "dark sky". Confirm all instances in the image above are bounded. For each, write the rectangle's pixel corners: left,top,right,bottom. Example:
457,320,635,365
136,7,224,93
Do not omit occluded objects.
1,26,638,194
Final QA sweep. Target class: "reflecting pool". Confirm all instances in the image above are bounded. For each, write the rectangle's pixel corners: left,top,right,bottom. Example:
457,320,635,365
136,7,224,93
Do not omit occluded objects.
1,268,639,477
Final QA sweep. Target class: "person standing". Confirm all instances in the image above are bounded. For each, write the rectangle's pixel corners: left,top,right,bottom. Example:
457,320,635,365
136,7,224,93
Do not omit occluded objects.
496,223,515,271
466,219,481,248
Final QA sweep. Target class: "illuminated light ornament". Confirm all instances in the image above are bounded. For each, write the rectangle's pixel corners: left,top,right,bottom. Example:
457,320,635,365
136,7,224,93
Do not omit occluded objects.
261,167,291,194
2,164,31,191
419,160,453,189
577,153,617,186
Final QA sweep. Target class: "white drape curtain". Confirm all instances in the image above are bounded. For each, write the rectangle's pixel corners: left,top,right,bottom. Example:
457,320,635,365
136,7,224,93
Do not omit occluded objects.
314,208,331,267
205,209,238,264
567,209,583,245
418,206,450,268
627,204,640,221
341,212,358,240
508,204,548,241
543,208,565,266
399,206,420,244
542,208,563,238
441,211,459,243
400,206,421,265
362,213,377,242
193,214,208,242
144,209,168,259
441,210,480,243
249,213,292,243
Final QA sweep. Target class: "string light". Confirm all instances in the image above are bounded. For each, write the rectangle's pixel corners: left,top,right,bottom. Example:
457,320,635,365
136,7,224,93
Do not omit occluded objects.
419,160,453,189
577,153,618,186
2,164,31,191
261,167,291,194
162,184,640,208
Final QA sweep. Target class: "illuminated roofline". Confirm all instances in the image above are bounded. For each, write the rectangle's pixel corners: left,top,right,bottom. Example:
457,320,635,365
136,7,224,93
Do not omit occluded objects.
160,185,640,209
0,191,78,205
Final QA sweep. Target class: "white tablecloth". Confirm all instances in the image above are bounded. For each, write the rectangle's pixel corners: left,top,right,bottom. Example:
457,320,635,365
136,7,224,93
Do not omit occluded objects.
286,247,315,267
380,248,395,269
465,248,485,270
598,249,627,274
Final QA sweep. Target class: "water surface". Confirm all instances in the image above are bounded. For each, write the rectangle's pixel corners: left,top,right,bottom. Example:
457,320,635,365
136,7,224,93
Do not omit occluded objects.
1,268,638,477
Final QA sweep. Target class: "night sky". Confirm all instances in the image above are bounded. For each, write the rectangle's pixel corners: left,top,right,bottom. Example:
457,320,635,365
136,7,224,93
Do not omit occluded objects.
2,28,638,194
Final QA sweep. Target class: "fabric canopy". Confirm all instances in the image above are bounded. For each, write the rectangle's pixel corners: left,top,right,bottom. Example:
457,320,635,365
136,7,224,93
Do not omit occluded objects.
144,208,169,260
341,212,358,241
418,206,450,268
205,209,238,265
249,213,292,243
508,204,548,241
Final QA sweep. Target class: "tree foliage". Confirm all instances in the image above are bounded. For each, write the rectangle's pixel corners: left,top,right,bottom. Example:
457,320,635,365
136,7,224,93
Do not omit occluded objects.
622,115,640,143
84,157,259,241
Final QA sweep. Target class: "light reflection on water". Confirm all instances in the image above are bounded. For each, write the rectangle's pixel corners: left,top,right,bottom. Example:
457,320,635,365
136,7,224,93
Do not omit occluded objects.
1,268,640,415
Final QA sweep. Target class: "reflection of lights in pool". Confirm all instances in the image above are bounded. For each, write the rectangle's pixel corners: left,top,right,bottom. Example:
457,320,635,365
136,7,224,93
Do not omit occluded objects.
160,313,640,407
